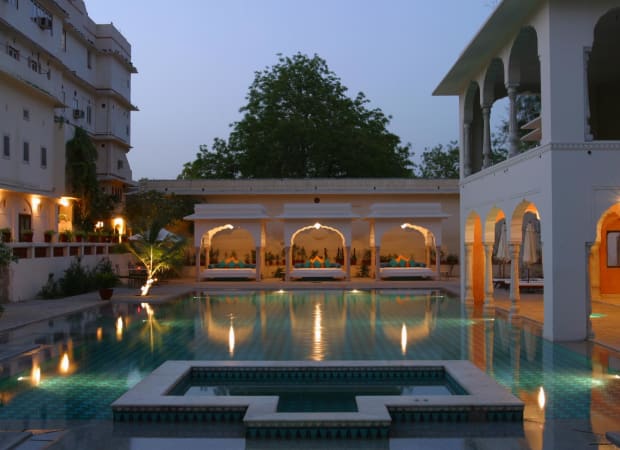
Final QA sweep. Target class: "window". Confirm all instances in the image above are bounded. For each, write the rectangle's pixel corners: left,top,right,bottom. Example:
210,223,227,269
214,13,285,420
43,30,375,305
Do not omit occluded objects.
61,29,66,52
86,105,92,124
3,135,9,158
28,57,39,73
23,141,29,163
72,97,78,109
126,125,130,136
7,44,20,60
40,146,47,168
23,109,30,121
117,159,124,170
87,50,91,69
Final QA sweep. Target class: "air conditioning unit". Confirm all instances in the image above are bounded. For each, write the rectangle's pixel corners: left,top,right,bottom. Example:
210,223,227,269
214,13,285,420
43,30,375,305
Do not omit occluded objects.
73,109,84,119
36,17,52,30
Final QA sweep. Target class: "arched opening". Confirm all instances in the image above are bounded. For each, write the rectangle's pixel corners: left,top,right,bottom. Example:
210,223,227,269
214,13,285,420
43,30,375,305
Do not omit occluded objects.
465,211,484,304
290,223,345,266
206,225,256,266
592,203,620,302
381,224,433,268
482,58,507,165
510,201,544,283
507,26,542,150
588,8,620,140
464,82,483,174
484,208,509,279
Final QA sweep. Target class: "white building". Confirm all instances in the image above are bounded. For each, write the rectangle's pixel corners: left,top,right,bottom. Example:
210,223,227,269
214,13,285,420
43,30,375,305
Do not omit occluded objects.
141,178,460,283
0,0,136,242
434,0,620,341
0,0,136,301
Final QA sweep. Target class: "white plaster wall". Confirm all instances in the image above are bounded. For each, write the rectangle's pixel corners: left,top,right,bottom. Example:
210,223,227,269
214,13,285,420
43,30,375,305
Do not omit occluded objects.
0,81,59,193
7,253,134,302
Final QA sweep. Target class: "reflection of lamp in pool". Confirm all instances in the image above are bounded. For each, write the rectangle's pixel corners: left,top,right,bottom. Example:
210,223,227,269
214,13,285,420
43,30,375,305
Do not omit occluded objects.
537,386,546,410
59,352,70,374
96,327,103,341
312,303,324,361
229,318,235,357
116,317,124,341
401,323,407,355
31,365,41,386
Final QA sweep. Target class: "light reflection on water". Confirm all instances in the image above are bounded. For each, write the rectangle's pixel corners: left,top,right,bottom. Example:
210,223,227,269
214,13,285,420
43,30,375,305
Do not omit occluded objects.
0,289,618,448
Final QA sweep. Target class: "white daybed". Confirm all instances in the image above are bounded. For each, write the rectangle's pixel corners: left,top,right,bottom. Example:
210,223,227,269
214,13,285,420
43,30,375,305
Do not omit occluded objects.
201,268,256,280
379,266,436,280
290,267,346,280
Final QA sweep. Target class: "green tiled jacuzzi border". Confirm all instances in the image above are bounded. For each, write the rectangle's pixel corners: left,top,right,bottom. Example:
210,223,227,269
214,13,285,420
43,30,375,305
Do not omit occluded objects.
112,360,523,439
168,365,468,396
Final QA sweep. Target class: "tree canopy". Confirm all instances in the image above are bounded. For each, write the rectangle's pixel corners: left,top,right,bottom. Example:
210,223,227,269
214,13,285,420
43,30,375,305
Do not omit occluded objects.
413,141,459,178
179,53,412,179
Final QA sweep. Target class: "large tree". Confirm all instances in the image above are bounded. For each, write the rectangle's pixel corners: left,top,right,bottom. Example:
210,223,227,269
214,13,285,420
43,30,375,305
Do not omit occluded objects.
180,53,412,179
413,141,460,178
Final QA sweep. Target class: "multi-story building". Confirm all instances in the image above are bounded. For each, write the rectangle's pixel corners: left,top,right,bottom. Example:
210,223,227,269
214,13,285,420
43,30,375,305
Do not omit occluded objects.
0,0,136,242
0,0,136,301
434,0,620,341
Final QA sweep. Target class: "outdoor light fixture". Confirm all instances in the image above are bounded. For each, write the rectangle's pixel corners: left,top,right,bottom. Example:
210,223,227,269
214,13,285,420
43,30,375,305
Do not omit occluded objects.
32,197,41,212
59,197,70,207
401,324,407,355
314,222,321,229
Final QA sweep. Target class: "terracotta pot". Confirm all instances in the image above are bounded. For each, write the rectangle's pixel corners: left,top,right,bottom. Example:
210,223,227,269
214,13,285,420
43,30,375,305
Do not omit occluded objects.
59,234,69,243
44,234,53,243
20,233,33,243
75,235,84,242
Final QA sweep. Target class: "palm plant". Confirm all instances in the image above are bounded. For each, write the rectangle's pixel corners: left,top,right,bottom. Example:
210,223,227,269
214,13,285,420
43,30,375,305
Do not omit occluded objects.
125,220,186,295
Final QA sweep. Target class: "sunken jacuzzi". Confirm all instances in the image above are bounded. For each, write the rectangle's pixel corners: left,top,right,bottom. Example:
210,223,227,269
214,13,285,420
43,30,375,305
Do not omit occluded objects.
112,360,523,439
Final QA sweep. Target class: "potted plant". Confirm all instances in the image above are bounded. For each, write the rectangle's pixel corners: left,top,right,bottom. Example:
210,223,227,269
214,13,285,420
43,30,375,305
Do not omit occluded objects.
59,230,73,242
44,229,56,243
94,259,119,300
20,229,33,242
74,230,86,242
0,227,11,243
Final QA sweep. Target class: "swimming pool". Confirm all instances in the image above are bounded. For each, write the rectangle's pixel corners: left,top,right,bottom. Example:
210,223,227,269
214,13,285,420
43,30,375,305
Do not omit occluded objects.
0,289,618,439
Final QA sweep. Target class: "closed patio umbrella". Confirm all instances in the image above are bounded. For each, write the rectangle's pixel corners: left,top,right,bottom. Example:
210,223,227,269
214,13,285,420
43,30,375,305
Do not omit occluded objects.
496,221,510,278
522,222,538,281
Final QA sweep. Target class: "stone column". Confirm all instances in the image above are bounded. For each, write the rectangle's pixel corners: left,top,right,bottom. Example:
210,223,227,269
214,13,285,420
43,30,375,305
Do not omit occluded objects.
344,245,351,281
195,245,201,281
483,243,494,309
204,243,210,268
482,104,492,168
374,246,381,281
509,243,521,316
465,243,474,303
463,122,471,176
586,242,594,339
255,245,261,281
425,245,431,268
507,84,520,157
435,245,441,279
284,246,290,281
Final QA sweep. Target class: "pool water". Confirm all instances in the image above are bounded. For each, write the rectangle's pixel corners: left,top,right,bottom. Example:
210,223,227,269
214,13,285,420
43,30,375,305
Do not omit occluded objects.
172,366,463,412
0,289,619,432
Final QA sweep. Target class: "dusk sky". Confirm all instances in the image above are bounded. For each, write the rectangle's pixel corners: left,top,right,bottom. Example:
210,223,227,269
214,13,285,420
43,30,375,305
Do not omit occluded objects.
87,1,501,180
